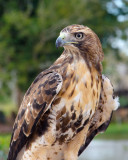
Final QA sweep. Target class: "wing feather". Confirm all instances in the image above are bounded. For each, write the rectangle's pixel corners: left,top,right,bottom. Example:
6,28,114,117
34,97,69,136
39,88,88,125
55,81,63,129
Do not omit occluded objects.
8,71,63,160
78,75,119,156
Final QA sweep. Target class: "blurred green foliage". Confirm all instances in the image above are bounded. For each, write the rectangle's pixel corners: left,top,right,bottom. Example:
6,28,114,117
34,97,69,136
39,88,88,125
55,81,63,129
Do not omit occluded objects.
0,0,128,97
0,134,10,151
0,134,10,160
120,96,128,107
0,100,16,116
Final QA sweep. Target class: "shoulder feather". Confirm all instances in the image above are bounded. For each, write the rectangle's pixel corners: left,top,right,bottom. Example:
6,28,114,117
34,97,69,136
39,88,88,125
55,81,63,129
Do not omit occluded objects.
8,71,63,160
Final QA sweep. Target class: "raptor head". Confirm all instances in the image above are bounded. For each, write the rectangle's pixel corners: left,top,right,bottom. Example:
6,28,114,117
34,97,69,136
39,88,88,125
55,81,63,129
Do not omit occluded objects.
56,24,104,66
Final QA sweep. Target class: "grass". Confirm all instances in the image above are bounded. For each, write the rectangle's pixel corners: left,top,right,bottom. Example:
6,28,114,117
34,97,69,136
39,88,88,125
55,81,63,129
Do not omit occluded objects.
0,134,11,150
0,134,11,160
96,123,128,139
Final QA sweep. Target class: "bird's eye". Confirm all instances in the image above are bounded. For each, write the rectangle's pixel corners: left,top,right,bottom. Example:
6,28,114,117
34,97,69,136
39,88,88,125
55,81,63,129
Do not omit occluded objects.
75,33,83,39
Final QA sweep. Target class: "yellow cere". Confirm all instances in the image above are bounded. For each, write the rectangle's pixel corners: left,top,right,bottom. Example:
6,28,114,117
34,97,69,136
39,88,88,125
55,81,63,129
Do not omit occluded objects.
59,32,78,44
59,32,66,39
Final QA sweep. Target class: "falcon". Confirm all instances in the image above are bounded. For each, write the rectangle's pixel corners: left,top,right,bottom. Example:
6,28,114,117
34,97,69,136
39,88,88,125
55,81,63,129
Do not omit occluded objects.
8,24,119,160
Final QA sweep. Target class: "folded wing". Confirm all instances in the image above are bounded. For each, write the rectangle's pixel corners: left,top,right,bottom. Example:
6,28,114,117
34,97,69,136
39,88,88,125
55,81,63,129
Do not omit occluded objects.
7,71,63,160
78,75,119,156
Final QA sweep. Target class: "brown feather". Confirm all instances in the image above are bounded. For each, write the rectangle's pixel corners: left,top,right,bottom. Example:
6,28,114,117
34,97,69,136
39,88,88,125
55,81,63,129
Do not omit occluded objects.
8,24,119,160
8,72,62,160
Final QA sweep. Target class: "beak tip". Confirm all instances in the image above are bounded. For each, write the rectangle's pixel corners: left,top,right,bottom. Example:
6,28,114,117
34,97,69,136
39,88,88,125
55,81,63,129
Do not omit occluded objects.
55,37,64,48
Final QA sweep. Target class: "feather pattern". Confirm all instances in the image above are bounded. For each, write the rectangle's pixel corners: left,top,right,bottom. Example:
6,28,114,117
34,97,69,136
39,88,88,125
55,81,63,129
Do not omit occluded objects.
8,72,63,160
7,25,119,160
78,75,119,156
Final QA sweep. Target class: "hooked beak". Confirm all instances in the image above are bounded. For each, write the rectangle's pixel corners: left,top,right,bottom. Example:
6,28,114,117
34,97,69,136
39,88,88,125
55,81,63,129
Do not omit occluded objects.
55,37,66,48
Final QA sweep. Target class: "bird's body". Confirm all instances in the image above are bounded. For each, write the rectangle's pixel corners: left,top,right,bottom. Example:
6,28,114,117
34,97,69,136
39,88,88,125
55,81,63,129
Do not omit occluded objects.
8,25,119,160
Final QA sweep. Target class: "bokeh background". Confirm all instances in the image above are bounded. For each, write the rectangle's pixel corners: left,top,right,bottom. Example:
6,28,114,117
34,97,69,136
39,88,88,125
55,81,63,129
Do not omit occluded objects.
0,0,128,160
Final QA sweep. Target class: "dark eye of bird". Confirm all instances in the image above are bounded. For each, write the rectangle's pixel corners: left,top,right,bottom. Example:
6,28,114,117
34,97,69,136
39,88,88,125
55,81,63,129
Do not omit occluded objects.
75,33,83,39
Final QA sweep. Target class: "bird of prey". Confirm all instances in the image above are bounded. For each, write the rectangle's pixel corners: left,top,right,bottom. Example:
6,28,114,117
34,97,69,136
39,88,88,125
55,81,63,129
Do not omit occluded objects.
8,24,119,160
